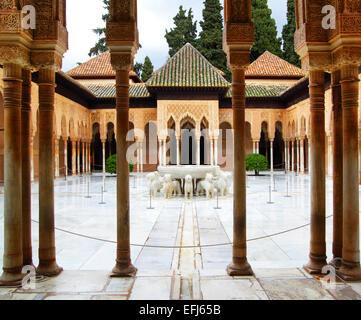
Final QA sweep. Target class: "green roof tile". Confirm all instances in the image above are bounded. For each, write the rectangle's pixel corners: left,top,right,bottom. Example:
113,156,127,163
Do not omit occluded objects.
146,43,230,88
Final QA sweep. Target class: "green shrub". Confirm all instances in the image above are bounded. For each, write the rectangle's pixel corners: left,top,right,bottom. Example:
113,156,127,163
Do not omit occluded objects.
105,155,134,174
105,154,117,174
246,154,268,175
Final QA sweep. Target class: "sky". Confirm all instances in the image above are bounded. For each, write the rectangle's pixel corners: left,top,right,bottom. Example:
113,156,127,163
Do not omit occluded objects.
62,0,288,72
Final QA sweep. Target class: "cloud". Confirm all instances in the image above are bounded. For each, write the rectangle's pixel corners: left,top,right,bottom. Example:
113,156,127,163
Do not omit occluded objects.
63,0,287,72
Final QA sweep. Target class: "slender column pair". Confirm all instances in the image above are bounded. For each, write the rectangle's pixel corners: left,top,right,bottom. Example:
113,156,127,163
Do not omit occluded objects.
0,65,34,285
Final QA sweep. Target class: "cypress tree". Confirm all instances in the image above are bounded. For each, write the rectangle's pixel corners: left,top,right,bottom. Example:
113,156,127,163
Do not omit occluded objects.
89,0,110,57
165,6,198,57
198,0,230,81
282,0,301,67
134,62,143,78
141,56,154,82
251,0,283,61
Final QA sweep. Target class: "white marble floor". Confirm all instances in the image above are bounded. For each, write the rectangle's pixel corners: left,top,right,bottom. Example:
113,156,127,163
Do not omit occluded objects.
0,171,361,300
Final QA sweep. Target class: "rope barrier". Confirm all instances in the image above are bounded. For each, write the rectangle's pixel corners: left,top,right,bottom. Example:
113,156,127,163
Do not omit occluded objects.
31,214,333,249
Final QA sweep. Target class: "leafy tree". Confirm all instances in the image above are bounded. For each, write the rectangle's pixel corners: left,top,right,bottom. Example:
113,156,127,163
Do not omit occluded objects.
198,0,230,81
165,6,198,57
134,62,143,78
251,0,283,61
89,0,110,57
141,56,154,82
282,0,301,67
246,154,268,176
105,155,134,174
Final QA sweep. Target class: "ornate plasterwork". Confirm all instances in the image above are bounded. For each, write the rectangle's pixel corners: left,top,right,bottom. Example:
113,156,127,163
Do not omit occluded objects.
0,12,20,32
0,44,30,66
0,0,16,10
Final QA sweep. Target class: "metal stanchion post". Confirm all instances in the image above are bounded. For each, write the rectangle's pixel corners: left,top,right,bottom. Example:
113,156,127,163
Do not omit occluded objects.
214,189,221,210
99,186,106,204
284,178,291,198
272,175,277,192
85,182,91,198
103,175,107,193
147,189,154,210
267,185,274,204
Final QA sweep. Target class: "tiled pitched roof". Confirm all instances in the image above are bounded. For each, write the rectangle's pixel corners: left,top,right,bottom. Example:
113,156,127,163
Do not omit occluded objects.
246,51,305,78
86,83,150,98
146,43,230,88
66,52,139,80
227,85,289,98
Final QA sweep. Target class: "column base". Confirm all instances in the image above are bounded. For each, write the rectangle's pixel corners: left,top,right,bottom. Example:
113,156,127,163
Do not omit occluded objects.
303,254,328,274
0,270,24,287
337,261,361,281
227,260,253,277
36,260,63,277
111,261,137,278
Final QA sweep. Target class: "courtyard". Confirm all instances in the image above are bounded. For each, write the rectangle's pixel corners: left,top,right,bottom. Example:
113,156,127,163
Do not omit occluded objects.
1,172,360,300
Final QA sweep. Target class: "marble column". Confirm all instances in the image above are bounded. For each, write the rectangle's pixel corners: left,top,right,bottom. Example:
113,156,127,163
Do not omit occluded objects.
163,139,167,166
270,140,274,173
82,141,85,173
291,140,295,172
304,70,327,274
338,64,361,280
111,68,137,277
136,141,140,172
71,140,76,176
54,138,60,178
139,141,143,172
21,69,33,267
300,139,305,173
256,141,259,154
0,63,24,285
214,138,218,166
176,137,181,166
158,139,162,166
330,69,343,268
37,68,62,276
252,140,256,154
296,139,300,173
284,140,288,171
76,141,80,175
210,139,214,166
196,138,200,166
227,67,253,276
102,140,106,173
64,142,68,177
